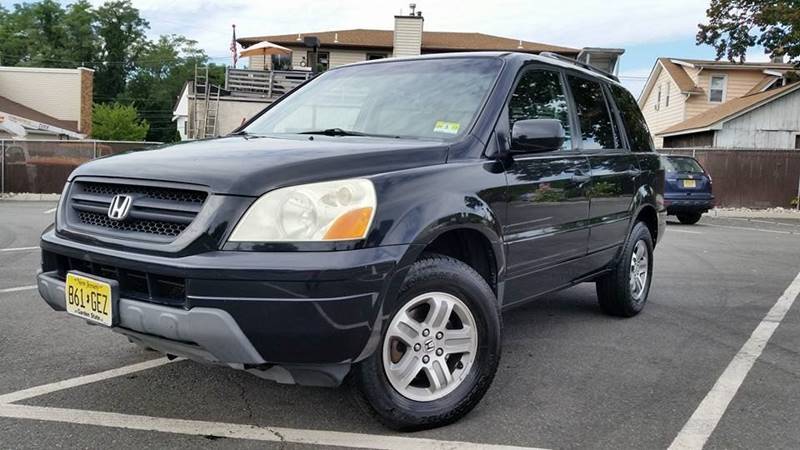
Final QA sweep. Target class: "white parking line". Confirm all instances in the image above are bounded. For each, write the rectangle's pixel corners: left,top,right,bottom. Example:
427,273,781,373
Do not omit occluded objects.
43,208,57,214
0,404,540,450
704,223,795,235
0,285,37,294
0,357,547,449
668,229,702,235
0,357,178,404
668,270,800,450
0,246,38,252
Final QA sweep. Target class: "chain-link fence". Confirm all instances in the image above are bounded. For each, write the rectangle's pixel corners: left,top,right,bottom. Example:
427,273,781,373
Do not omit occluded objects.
0,140,162,194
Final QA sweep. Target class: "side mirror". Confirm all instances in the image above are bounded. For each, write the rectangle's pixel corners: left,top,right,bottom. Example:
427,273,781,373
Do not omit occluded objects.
510,119,566,153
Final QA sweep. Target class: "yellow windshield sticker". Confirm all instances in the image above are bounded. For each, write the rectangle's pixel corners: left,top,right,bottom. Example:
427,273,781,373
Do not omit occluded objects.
433,121,460,135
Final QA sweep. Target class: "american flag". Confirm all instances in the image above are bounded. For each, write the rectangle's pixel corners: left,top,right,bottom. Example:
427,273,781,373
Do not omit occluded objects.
231,24,238,68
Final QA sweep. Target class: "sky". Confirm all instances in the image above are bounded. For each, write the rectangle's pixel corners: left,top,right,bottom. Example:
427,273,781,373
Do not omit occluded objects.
9,0,775,96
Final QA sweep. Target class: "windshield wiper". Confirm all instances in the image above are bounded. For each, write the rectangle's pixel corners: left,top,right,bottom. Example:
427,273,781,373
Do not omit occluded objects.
298,128,368,137
298,128,399,138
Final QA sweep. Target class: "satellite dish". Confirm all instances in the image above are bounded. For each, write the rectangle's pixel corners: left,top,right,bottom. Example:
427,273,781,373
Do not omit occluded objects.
0,115,27,138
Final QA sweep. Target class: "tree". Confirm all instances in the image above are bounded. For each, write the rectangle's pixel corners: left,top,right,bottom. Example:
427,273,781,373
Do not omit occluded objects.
121,35,224,142
698,0,800,64
95,0,149,101
63,0,99,67
92,103,149,141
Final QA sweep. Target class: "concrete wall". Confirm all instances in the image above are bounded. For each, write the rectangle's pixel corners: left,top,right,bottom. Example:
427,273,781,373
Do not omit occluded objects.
0,67,92,130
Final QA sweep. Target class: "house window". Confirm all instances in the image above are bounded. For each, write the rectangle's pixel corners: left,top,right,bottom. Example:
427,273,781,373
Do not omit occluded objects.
307,51,330,72
366,53,388,60
709,75,726,102
665,83,670,107
655,84,662,111
271,54,291,71
795,135,800,149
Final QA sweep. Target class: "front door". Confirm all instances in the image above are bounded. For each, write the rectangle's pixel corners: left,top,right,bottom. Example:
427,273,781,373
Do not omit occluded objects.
500,68,592,306
565,75,639,253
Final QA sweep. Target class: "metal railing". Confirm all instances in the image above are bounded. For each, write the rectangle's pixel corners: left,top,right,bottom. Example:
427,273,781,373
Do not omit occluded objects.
225,68,313,98
0,139,161,195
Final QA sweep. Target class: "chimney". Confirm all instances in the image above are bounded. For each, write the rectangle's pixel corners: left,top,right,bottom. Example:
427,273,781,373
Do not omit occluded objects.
771,54,786,64
393,4,424,58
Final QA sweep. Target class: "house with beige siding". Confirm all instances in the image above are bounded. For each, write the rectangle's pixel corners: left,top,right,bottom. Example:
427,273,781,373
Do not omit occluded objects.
638,58,795,147
237,12,622,75
0,66,92,139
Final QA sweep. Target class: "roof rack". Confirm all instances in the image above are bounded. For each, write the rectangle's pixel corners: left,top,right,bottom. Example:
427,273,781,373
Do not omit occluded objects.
538,52,619,82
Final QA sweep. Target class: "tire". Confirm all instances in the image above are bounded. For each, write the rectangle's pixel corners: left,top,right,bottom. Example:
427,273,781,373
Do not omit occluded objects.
596,222,654,317
353,253,502,431
677,213,702,225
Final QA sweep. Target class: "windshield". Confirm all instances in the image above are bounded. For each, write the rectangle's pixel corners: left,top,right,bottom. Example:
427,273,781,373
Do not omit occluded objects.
665,156,704,173
244,57,503,140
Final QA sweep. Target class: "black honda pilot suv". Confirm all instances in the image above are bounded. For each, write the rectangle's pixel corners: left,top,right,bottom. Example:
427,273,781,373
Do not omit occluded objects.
38,52,665,430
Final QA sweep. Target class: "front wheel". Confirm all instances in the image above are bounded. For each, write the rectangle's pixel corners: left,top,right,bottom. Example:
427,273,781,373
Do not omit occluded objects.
353,254,501,431
596,222,654,317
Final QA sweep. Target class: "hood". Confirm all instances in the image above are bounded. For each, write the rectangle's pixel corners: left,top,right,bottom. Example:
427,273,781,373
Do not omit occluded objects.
70,135,450,196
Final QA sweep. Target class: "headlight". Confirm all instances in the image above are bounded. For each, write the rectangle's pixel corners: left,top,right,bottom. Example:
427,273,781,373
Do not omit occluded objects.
228,179,376,242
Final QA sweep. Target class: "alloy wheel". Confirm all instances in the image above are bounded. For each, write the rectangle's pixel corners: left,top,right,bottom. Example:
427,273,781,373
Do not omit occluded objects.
629,240,649,301
382,292,478,402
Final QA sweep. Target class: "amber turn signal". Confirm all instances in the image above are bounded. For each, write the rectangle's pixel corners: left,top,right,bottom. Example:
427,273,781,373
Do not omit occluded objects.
323,207,374,240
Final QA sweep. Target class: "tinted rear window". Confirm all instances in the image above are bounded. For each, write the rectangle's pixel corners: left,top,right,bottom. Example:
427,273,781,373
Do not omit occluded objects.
664,157,704,173
609,84,654,152
567,76,619,150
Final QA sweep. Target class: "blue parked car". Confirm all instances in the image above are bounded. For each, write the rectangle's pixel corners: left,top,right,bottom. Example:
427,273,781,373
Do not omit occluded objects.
663,155,714,224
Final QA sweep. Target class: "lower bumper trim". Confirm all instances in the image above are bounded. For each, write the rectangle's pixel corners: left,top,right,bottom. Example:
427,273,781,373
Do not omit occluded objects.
37,270,265,365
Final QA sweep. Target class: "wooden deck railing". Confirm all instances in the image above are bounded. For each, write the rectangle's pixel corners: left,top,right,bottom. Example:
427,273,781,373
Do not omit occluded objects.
225,68,313,98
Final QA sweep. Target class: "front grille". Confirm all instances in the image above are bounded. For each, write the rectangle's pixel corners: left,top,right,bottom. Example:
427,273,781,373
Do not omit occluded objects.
66,180,207,243
51,253,186,307
78,211,186,237
80,182,206,204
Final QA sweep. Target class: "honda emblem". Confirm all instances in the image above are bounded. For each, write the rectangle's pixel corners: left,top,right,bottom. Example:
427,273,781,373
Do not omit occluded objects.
107,194,133,221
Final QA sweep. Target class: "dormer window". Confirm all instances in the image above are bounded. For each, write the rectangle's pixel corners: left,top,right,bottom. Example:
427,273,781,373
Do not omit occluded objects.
709,75,726,102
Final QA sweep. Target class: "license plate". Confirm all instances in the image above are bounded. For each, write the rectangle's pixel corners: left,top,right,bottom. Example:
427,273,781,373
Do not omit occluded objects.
683,179,697,188
65,272,116,326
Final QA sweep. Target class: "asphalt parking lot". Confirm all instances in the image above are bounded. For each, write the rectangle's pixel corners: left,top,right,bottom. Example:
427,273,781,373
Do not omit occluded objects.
1,200,799,449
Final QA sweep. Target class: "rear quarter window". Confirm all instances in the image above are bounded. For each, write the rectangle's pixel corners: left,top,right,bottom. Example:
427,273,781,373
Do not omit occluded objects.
609,84,654,152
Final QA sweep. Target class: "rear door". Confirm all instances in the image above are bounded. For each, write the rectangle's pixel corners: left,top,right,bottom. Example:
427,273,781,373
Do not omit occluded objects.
500,67,592,306
565,74,640,253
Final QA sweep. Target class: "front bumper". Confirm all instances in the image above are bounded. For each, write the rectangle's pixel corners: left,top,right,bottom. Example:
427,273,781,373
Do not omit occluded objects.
39,229,413,386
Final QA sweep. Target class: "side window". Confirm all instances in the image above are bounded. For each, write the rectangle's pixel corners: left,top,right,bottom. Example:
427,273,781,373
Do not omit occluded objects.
508,69,571,149
567,75,619,150
609,84,655,152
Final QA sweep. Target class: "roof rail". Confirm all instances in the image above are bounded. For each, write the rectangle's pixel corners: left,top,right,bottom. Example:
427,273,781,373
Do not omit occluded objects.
538,52,619,82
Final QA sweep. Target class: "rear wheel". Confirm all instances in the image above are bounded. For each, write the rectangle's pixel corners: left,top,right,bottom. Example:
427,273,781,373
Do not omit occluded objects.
596,222,654,317
353,254,501,431
677,213,702,225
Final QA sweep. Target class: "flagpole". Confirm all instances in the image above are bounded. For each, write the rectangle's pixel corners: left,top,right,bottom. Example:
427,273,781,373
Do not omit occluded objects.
231,24,238,69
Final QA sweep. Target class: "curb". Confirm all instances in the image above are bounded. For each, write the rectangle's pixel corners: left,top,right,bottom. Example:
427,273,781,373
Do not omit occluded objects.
0,194,61,202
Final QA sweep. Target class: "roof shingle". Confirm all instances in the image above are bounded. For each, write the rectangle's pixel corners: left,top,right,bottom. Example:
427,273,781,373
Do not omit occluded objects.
238,29,579,54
